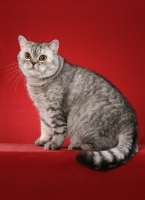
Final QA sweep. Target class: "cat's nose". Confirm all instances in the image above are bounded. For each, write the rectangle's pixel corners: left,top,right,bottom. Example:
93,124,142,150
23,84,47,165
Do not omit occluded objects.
31,61,36,66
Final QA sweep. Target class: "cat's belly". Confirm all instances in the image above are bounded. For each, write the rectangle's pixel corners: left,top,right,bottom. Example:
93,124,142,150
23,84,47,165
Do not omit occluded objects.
67,109,119,150
66,100,122,140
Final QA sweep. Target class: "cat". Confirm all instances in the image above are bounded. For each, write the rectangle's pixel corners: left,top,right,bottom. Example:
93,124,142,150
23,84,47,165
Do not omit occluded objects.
17,35,138,171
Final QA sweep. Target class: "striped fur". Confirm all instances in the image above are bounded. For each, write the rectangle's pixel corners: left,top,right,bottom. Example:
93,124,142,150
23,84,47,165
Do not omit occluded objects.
76,131,138,171
17,36,138,171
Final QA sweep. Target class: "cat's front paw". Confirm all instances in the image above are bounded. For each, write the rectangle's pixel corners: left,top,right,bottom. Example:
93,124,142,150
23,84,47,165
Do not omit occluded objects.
44,141,60,150
35,138,47,146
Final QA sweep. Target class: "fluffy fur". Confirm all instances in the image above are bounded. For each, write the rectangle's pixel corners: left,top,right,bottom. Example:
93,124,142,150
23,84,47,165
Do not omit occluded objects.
17,35,138,171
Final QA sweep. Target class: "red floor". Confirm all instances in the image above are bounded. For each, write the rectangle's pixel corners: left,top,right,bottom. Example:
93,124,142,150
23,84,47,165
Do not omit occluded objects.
0,0,145,199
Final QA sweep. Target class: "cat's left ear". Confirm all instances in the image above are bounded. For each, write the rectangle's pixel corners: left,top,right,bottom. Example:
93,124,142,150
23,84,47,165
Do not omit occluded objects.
18,35,29,49
49,39,59,54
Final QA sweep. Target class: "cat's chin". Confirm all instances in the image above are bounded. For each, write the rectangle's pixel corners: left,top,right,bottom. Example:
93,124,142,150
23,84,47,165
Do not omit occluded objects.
30,69,39,76
24,69,42,79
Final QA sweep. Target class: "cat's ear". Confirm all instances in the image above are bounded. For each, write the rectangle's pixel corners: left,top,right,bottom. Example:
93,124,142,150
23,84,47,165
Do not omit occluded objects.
49,39,59,54
18,35,29,49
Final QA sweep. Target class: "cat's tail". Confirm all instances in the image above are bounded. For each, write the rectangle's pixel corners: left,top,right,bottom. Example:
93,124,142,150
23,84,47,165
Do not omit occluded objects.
76,130,138,171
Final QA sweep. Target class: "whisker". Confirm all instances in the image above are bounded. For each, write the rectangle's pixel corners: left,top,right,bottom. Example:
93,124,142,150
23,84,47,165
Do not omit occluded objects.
15,73,23,91
11,72,23,91
6,70,21,84
45,34,51,43
4,66,19,72
5,69,20,78
10,72,22,88
3,62,18,69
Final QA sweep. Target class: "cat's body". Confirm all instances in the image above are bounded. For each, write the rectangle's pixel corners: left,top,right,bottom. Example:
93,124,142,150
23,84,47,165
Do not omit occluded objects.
18,36,138,171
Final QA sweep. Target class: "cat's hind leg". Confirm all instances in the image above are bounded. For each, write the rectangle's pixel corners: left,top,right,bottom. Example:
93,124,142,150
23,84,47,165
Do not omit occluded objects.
35,120,53,146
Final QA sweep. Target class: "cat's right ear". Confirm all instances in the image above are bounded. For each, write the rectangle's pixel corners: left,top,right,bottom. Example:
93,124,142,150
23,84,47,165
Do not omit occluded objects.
18,35,29,49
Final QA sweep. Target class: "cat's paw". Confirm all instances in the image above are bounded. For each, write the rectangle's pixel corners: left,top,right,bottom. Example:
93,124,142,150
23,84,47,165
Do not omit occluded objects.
44,141,60,150
68,144,81,150
35,138,47,146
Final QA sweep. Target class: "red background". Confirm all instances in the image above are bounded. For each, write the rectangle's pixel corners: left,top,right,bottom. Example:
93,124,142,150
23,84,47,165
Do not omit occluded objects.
0,1,145,200
0,0,145,145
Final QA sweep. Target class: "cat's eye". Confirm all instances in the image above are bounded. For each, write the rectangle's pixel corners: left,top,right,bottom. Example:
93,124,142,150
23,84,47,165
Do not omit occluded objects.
39,55,47,61
25,52,32,60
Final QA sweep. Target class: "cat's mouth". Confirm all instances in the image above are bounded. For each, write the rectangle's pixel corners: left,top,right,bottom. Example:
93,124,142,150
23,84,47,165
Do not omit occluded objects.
31,69,35,76
29,68,40,76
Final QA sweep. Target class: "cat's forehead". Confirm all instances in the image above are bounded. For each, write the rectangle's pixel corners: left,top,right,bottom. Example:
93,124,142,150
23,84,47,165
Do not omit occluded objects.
27,42,48,55
30,42,46,54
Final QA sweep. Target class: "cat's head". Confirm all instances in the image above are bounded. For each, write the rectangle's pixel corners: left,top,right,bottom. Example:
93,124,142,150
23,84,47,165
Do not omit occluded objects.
17,35,63,79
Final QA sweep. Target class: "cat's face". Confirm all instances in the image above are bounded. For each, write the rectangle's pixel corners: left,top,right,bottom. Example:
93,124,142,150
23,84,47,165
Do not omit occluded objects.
17,36,60,79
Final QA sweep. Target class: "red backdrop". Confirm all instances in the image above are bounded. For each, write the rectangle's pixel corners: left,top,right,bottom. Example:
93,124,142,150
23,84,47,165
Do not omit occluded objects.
0,0,145,144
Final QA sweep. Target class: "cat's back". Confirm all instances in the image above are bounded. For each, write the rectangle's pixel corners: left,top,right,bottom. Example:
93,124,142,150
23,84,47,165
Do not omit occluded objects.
64,62,137,134
65,63,126,106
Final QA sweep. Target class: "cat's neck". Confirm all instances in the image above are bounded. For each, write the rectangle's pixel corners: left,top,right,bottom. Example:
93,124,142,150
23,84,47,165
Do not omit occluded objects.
26,76,50,87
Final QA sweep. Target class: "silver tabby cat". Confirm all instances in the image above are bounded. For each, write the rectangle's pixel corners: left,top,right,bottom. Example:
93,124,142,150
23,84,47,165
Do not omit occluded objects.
17,35,138,171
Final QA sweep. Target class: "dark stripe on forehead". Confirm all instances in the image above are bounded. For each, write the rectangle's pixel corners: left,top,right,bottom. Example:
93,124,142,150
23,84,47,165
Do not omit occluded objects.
31,43,42,54
36,44,42,54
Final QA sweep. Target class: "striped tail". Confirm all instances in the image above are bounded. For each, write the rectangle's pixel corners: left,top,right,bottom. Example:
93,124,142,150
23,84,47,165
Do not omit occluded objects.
76,131,138,171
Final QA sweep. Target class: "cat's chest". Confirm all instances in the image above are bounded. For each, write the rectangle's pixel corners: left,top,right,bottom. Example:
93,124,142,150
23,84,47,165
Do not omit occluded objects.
27,84,64,111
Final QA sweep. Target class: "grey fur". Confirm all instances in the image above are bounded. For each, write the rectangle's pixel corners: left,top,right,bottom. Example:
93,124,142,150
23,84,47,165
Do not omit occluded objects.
17,35,138,171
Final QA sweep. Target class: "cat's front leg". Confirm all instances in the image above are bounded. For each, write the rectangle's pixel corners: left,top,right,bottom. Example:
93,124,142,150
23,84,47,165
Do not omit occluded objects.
44,112,67,150
35,120,53,146
44,126,67,150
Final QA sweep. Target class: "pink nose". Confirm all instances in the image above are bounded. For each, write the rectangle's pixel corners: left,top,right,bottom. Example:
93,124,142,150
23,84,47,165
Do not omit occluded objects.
31,61,36,66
